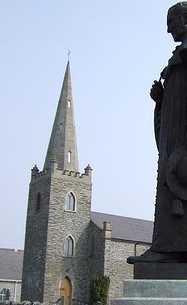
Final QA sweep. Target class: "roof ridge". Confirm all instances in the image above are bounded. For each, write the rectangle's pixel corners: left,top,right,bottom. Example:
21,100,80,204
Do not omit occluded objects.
91,211,153,223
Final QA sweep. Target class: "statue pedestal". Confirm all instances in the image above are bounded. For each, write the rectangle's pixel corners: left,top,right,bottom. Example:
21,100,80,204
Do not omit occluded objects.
111,264,187,305
134,262,187,279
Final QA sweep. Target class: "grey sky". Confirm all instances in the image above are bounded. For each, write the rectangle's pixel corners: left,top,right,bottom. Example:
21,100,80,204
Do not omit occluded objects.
0,0,178,249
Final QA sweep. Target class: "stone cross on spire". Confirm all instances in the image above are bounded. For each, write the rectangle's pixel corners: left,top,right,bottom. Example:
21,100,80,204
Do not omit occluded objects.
67,49,71,61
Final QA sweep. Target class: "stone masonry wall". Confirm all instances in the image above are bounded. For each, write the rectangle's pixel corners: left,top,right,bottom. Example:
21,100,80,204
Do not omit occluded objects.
43,169,92,304
103,237,150,300
22,166,151,304
21,173,51,302
88,222,151,302
89,222,105,278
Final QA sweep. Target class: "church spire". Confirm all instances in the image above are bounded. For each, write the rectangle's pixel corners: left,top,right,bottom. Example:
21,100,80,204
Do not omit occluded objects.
44,61,79,172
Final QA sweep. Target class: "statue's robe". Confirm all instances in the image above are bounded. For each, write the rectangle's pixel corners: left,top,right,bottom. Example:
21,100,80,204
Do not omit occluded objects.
151,43,187,252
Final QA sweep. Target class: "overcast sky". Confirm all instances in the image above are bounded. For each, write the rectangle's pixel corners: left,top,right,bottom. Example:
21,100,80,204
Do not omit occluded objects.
0,0,179,249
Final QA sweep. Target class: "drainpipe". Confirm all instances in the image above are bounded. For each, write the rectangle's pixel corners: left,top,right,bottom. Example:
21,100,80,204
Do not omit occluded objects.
14,281,18,302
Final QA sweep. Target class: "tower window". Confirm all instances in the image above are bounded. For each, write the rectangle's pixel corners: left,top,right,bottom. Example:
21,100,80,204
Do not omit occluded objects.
64,235,74,256
35,192,41,213
68,151,71,163
65,192,76,211
68,100,71,108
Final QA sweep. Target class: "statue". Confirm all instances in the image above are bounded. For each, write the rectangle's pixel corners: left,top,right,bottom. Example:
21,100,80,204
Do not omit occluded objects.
128,2,187,264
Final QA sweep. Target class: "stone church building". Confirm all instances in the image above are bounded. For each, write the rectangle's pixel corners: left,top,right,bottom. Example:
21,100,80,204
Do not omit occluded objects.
21,61,153,305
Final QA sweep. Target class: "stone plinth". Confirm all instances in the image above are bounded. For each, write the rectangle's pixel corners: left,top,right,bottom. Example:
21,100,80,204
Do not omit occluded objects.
111,277,187,304
111,298,187,304
123,279,187,298
111,263,187,305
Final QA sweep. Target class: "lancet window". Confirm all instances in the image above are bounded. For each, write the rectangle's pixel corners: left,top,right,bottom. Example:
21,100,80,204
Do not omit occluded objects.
65,192,76,211
64,235,74,256
35,192,41,213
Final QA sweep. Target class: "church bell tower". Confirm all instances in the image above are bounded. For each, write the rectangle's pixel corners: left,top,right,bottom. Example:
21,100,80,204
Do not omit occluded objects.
21,61,92,304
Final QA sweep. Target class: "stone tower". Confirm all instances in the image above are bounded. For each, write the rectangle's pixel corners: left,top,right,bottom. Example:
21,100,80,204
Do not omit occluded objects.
21,61,92,304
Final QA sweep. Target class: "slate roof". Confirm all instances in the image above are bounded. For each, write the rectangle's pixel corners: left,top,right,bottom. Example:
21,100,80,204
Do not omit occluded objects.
0,248,23,280
91,211,153,243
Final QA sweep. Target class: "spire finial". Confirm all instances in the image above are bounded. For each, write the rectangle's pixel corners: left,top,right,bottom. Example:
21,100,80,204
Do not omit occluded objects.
67,49,71,61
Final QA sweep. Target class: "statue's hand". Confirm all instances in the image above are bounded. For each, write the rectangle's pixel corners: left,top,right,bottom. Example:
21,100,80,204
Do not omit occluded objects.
150,80,164,104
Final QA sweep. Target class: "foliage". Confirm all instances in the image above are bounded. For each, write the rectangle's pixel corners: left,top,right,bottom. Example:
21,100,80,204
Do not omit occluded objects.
89,275,110,305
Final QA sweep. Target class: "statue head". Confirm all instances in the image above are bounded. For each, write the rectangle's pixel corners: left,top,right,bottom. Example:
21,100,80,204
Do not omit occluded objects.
167,2,187,42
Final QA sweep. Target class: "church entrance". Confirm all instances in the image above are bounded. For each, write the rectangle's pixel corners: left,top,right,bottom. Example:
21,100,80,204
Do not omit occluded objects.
60,277,72,305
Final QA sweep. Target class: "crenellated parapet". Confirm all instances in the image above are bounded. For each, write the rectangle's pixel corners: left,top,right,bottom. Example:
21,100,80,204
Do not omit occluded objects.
31,165,47,180
31,161,92,181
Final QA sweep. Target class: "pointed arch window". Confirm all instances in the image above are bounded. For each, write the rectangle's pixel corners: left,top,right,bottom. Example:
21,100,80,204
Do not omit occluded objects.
0,288,10,301
64,235,74,256
65,192,76,211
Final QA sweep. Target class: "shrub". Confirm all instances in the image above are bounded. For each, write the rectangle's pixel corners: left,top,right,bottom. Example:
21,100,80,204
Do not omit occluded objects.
89,275,110,305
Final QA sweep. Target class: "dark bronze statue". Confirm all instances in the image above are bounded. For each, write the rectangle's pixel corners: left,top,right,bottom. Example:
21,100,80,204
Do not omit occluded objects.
128,2,187,264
